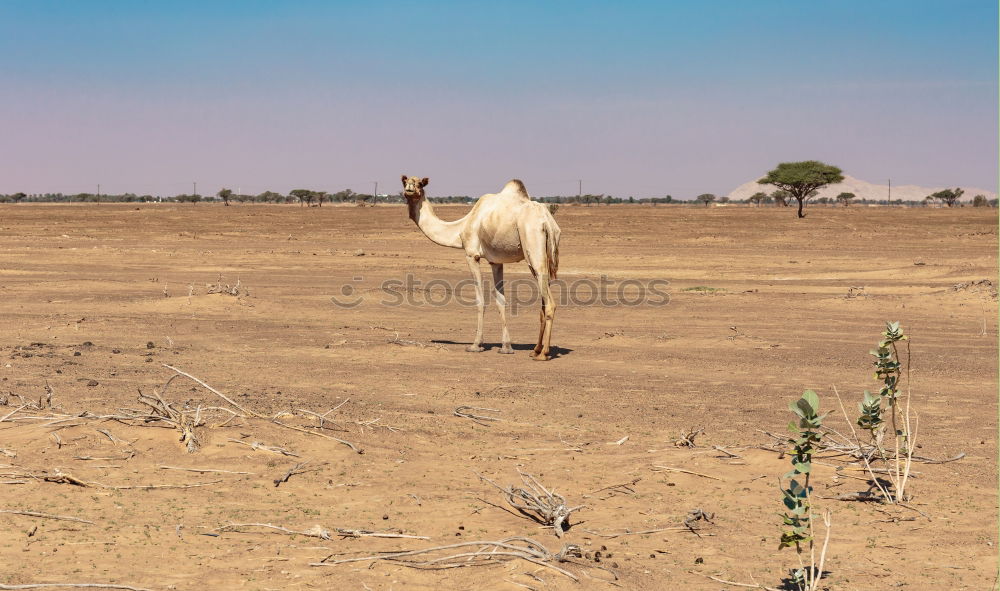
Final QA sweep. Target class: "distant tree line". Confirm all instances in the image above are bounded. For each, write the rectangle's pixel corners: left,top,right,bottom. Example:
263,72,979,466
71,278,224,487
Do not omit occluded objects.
1,183,995,208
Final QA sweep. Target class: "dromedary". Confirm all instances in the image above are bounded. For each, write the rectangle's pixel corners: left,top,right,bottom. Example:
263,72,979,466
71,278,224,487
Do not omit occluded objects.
401,175,561,360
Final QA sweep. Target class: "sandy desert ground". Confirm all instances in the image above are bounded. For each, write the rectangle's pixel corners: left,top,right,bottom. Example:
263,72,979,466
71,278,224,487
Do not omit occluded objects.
0,203,996,590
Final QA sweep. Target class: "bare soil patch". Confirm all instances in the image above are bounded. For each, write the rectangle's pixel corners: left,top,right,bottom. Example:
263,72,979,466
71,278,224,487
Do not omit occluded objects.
0,204,996,590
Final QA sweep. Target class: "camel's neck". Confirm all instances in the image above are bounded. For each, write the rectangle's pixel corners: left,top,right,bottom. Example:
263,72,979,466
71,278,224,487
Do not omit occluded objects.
409,197,465,249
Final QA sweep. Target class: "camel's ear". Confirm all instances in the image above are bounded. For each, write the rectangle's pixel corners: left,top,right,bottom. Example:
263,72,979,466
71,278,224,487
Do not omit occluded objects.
420,178,429,187
400,175,408,185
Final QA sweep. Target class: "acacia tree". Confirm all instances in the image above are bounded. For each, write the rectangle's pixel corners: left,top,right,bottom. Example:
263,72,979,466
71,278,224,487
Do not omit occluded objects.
758,161,844,218
835,192,855,207
11,192,26,203
217,188,233,206
748,191,767,207
972,194,989,207
772,190,791,207
290,189,314,207
928,188,964,207
695,193,716,207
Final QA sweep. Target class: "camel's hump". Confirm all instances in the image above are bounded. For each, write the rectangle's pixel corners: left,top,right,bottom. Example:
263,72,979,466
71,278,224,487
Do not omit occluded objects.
502,179,529,196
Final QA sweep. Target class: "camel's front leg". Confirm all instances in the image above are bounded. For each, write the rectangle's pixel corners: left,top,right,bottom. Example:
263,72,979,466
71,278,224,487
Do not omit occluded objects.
465,255,486,352
490,263,514,354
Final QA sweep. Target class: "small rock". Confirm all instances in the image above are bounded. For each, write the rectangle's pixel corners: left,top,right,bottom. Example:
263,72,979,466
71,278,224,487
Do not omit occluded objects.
354,249,365,256
86,380,99,387
111,349,121,354
694,557,704,564
146,341,155,349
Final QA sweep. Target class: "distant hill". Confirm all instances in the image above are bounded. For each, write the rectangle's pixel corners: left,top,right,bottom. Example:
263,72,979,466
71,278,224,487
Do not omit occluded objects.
726,174,996,203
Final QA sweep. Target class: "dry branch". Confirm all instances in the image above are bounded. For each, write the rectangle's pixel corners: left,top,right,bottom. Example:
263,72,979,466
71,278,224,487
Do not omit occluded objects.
227,439,299,457
588,478,641,496
309,537,584,581
479,471,585,538
158,466,253,475
581,526,689,538
216,522,429,540
693,572,781,591
269,419,363,454
674,427,704,447
0,584,150,591
0,510,95,524
15,469,222,491
273,462,322,487
651,465,722,481
454,406,502,426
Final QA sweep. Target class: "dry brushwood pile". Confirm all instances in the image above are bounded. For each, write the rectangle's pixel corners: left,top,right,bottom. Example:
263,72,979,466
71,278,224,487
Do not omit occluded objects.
0,204,995,590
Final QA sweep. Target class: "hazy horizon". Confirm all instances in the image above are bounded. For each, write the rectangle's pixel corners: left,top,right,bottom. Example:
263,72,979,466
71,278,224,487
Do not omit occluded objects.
1,1,996,199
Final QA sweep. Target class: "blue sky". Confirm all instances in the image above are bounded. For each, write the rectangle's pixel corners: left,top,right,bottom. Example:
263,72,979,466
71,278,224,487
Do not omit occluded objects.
1,1,996,197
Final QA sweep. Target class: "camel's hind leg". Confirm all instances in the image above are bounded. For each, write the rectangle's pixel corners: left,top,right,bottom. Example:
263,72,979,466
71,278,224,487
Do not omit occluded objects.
524,264,555,361
531,273,555,360
491,263,514,354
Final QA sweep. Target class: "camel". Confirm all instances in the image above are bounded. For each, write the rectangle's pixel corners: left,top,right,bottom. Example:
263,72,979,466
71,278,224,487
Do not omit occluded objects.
401,175,561,360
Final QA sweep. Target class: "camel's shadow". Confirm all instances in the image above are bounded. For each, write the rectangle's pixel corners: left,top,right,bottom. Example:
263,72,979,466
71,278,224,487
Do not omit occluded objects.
431,340,574,359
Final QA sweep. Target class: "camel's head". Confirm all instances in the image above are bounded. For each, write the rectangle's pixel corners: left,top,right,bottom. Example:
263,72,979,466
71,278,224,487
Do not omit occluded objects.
401,175,429,202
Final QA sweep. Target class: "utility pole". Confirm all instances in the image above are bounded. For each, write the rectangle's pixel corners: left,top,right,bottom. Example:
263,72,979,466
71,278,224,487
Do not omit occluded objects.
193,181,197,197
97,183,100,204
578,179,582,198
888,178,891,205
373,181,378,205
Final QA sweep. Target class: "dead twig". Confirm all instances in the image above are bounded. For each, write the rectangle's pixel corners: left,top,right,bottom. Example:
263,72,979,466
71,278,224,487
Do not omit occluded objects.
273,461,320,487
693,572,781,591
74,451,136,462
161,364,257,418
581,526,689,538
227,439,299,457
310,537,583,581
683,508,715,536
216,522,429,540
0,510,95,524
159,466,254,475
269,419,363,454
712,445,741,458
651,465,722,481
674,427,704,447
588,478,641,496
454,406,502,427
479,471,585,538
0,584,152,591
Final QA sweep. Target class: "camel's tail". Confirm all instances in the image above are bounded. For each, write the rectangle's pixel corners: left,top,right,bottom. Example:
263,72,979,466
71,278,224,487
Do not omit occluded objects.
545,225,559,280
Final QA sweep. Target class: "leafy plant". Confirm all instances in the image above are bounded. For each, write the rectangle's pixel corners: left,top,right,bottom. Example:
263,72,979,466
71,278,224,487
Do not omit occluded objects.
779,390,832,591
854,321,915,502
